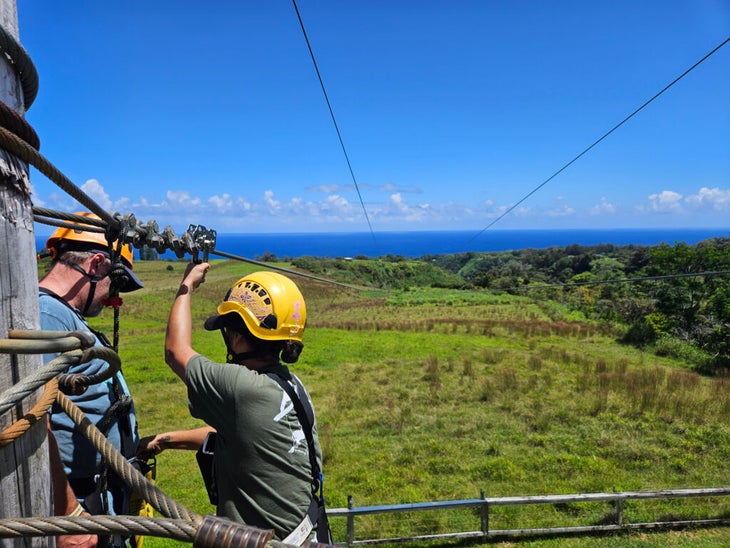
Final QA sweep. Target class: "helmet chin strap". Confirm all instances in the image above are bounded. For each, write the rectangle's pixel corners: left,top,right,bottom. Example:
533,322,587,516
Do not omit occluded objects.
69,263,108,316
221,328,272,365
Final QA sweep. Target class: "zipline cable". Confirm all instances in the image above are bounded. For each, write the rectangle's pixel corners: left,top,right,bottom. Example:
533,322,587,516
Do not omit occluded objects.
291,0,378,248
0,125,117,230
469,35,730,242
211,248,364,290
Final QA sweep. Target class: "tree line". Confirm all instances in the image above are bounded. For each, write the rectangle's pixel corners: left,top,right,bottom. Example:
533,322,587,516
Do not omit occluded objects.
424,237,730,374
286,237,730,375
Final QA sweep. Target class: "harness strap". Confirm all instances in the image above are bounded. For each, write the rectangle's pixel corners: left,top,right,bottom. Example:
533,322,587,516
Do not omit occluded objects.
282,498,320,545
266,372,319,495
266,370,332,544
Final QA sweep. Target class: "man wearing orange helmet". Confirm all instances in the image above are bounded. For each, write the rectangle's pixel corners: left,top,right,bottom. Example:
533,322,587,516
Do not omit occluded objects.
164,262,331,544
39,213,143,548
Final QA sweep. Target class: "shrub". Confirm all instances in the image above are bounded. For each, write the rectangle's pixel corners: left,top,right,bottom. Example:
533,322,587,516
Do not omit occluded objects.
621,318,657,347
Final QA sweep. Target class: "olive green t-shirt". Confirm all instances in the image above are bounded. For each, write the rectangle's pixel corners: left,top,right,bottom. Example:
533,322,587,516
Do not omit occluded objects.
185,354,321,539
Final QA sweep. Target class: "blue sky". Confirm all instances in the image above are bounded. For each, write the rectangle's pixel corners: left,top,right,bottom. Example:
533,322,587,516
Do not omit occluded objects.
18,1,730,236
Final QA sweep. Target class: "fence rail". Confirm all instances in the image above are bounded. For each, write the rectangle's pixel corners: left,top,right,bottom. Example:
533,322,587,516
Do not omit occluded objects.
327,487,730,546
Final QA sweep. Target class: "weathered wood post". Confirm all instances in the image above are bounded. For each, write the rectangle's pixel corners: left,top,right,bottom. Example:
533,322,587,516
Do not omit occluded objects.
0,0,53,544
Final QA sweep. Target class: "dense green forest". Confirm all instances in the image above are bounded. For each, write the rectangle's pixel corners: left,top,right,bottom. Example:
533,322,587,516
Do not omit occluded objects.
279,237,730,375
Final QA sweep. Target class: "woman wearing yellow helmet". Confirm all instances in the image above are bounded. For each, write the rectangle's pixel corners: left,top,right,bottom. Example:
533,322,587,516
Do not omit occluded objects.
163,263,330,544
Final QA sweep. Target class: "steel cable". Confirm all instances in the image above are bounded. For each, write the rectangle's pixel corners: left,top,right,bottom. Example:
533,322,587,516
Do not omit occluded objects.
0,515,198,544
0,350,81,416
0,125,117,229
0,22,39,109
55,391,199,522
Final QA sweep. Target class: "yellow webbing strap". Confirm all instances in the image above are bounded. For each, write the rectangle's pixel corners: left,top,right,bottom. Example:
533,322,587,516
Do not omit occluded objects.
128,458,156,548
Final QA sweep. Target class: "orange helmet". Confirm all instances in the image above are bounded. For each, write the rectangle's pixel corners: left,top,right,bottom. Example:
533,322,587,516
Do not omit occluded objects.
204,271,306,342
45,212,142,292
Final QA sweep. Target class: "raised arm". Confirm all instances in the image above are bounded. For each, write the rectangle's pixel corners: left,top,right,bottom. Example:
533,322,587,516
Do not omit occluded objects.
165,262,210,379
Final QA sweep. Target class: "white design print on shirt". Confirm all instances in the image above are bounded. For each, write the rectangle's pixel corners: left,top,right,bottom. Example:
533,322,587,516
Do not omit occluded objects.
273,386,307,455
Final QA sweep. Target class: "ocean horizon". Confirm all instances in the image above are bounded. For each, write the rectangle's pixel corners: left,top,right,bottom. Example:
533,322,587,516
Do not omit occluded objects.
35,227,729,260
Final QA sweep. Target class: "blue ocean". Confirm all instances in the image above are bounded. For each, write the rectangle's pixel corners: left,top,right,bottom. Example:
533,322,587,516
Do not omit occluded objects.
36,228,729,260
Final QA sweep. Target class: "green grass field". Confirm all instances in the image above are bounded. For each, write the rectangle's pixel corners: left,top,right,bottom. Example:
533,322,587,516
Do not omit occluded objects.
87,259,730,546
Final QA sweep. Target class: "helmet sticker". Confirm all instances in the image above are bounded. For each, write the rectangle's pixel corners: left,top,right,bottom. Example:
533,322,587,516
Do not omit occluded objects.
289,300,302,336
228,280,273,321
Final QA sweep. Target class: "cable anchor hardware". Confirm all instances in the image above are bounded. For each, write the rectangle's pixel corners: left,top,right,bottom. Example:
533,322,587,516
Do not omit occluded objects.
188,225,217,263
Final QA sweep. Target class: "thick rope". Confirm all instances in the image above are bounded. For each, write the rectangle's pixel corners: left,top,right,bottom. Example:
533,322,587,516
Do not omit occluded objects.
0,515,198,543
0,337,85,354
32,209,107,229
56,392,199,522
0,378,58,448
0,345,120,415
55,345,122,395
0,22,40,109
0,515,328,548
0,125,116,227
0,98,40,149
33,208,107,238
0,350,80,415
7,329,97,348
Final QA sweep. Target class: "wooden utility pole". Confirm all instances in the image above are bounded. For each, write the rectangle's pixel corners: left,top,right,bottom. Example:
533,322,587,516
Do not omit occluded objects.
0,0,53,545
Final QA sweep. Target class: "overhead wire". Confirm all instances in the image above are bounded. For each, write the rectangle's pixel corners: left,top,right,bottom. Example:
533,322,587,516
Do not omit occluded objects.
291,0,377,247
210,248,364,291
470,35,730,243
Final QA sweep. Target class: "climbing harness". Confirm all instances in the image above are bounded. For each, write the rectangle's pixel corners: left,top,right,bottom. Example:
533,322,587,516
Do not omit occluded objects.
267,367,333,545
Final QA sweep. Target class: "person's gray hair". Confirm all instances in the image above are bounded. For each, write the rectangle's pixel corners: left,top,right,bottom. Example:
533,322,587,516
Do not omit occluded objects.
57,249,109,268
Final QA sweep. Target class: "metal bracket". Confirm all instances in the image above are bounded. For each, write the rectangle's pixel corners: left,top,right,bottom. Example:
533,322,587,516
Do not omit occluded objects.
188,224,217,263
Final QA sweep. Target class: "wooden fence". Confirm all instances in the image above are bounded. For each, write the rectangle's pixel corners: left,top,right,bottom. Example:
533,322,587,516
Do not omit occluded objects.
327,487,730,546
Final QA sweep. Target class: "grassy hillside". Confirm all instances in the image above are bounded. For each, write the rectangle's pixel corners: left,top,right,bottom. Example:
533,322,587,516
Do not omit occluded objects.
86,259,729,547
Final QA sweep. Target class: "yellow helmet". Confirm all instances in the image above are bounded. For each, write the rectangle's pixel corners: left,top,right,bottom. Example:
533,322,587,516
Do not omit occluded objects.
45,212,142,292
204,271,306,342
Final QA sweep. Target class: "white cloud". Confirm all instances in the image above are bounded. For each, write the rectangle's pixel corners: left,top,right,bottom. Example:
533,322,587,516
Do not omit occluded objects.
325,194,353,214
376,182,421,194
308,184,341,194
547,205,575,217
646,190,683,213
379,193,428,222
41,176,730,235
165,190,201,209
685,187,730,211
29,183,45,207
589,197,616,215
80,178,115,210
263,190,281,212
208,193,233,212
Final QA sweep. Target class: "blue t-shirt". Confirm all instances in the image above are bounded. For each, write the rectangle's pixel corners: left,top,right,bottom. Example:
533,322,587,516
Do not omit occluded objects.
40,291,139,481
